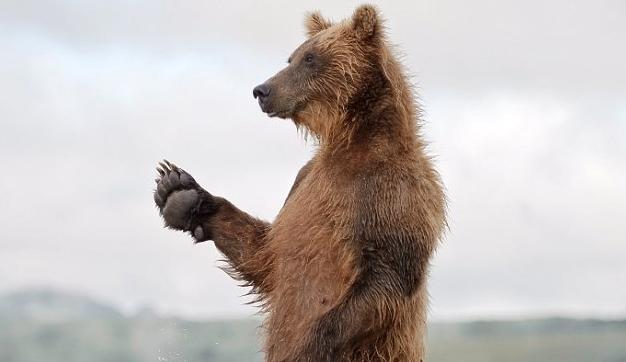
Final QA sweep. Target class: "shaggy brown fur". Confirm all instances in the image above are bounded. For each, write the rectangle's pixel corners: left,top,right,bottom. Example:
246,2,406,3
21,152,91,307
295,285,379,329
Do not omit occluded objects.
154,5,446,361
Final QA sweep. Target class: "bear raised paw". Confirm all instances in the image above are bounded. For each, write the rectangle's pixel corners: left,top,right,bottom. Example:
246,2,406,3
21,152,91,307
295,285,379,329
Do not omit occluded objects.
154,160,216,241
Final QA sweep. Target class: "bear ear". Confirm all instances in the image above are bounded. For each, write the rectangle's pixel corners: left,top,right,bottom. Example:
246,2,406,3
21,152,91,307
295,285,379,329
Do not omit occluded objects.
351,4,380,40
305,11,332,37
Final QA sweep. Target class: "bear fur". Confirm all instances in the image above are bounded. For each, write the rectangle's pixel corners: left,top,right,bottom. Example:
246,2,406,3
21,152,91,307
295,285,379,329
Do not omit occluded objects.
154,5,446,361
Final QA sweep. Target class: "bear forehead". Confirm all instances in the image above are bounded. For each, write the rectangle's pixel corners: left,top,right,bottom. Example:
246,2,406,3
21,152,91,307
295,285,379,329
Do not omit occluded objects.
294,25,358,59
314,21,353,44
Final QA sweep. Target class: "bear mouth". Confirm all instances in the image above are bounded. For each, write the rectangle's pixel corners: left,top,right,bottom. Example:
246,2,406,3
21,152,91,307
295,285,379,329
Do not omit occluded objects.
257,100,290,119
258,97,299,119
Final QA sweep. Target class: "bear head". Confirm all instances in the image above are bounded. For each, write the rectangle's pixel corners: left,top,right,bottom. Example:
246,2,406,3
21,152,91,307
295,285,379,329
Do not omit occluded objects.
253,5,395,141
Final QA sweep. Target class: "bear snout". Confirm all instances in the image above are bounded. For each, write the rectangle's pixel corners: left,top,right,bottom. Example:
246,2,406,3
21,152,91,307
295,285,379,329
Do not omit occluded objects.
253,83,271,100
253,83,277,115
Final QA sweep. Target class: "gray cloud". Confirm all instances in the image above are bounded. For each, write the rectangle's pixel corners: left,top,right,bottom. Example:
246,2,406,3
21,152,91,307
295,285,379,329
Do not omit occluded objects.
0,0,624,320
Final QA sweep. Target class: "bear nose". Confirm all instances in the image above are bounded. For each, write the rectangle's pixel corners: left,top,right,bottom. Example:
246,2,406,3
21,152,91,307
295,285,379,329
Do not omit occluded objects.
253,84,271,99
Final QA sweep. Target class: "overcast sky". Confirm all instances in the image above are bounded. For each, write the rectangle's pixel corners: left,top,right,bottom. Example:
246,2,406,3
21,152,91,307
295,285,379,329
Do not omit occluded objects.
1,0,624,321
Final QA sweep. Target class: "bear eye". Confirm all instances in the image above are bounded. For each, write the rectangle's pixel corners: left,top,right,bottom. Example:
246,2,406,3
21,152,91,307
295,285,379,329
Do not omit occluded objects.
304,54,314,63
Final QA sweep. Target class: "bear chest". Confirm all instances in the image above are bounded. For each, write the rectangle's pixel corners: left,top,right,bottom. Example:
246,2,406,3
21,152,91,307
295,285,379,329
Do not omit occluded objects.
267,173,357,315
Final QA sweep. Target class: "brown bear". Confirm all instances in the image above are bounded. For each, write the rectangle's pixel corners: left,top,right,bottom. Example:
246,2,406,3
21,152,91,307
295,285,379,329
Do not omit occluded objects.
153,4,446,362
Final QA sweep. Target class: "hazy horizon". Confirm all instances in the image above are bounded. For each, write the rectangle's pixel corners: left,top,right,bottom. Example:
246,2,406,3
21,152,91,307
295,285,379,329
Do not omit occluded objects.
1,0,625,322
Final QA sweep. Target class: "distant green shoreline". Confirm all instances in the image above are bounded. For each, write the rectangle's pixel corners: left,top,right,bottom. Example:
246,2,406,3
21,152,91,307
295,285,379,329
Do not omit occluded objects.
2,289,625,362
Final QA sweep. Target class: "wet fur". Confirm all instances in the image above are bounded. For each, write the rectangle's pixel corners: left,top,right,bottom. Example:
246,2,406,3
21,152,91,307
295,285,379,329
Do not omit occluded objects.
155,4,446,362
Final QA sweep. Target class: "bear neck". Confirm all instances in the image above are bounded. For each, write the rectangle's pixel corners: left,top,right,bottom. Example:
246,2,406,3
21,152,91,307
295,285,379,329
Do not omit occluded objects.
320,60,421,160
